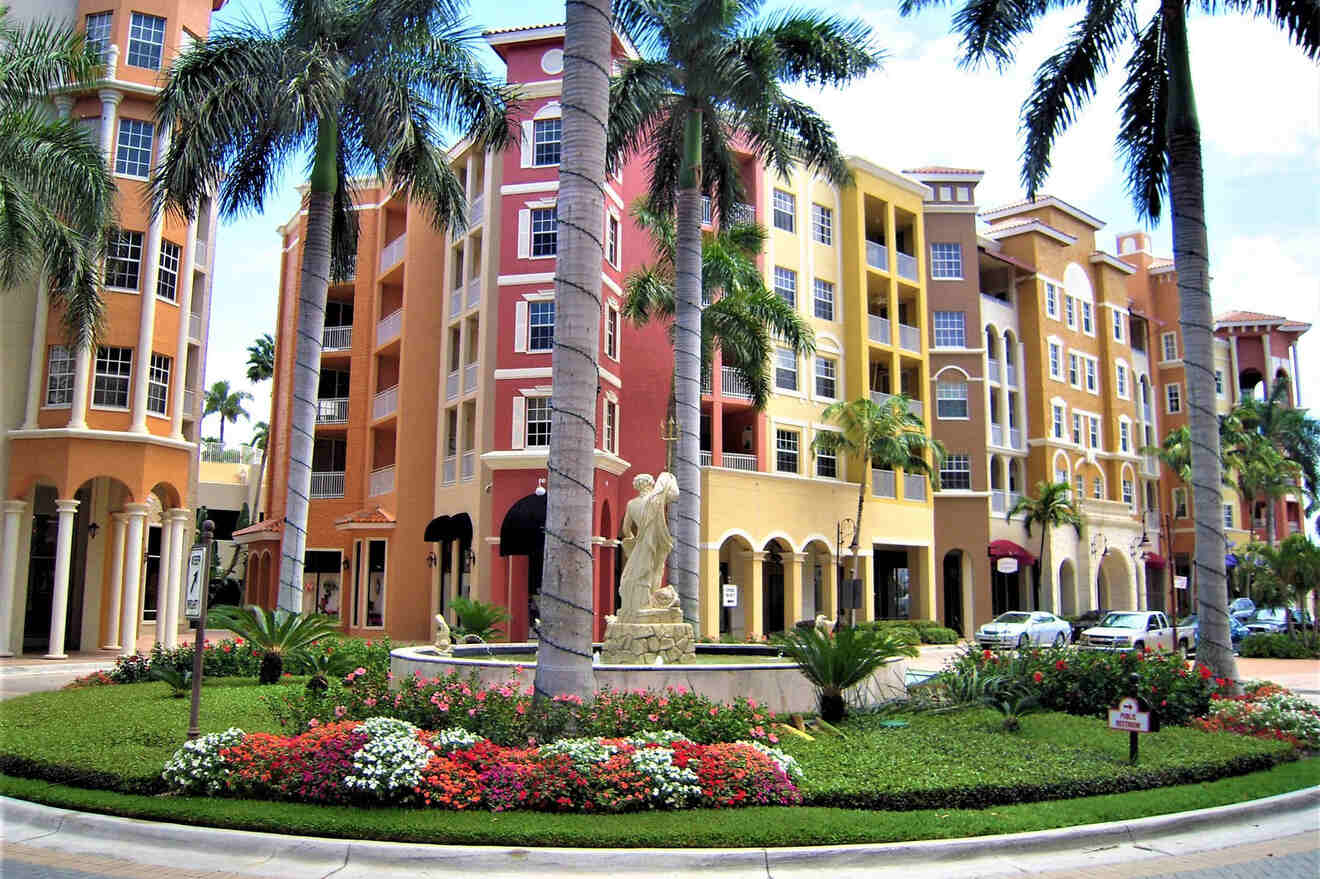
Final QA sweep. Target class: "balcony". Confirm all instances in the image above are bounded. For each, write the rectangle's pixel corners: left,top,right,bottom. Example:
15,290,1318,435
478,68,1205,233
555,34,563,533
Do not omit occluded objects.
720,365,752,401
987,359,1001,383
1006,491,1022,513
463,362,478,393
316,397,349,424
461,451,475,481
701,196,712,226
1143,454,1160,477
991,424,1004,447
904,473,927,501
380,233,406,272
466,277,480,310
310,471,345,499
200,441,259,465
368,465,395,497
991,489,1006,514
1005,363,1018,386
873,468,896,498
469,194,484,226
870,390,893,408
865,240,888,272
1009,427,1022,449
701,372,712,395
442,455,456,485
721,452,757,471
699,450,712,467
898,322,921,353
908,398,923,419
183,389,197,418
446,370,459,400
195,240,207,266
730,203,755,225
323,325,352,351
376,309,402,346
449,285,463,318
372,385,398,420
896,252,918,282
868,313,891,346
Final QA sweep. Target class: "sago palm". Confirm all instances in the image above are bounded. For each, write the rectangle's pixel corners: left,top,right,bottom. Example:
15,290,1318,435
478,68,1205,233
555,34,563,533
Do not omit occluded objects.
1007,481,1082,611
0,10,115,346
900,0,1318,684
208,604,340,684
202,380,251,444
152,0,512,616
773,624,918,722
609,0,882,626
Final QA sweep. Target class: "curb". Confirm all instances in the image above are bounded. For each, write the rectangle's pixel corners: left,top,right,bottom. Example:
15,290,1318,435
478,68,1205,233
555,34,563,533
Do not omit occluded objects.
3,784,1318,876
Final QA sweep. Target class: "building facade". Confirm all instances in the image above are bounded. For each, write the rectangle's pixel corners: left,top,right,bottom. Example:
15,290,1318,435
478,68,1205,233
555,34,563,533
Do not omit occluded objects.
0,0,226,657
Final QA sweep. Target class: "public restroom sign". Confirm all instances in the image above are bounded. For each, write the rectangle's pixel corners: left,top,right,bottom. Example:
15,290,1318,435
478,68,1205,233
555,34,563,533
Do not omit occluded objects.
184,545,208,619
1108,696,1158,733
722,584,738,607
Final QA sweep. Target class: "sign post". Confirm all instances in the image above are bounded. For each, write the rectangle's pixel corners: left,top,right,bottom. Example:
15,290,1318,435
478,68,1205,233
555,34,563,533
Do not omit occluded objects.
186,520,214,741
1107,673,1159,763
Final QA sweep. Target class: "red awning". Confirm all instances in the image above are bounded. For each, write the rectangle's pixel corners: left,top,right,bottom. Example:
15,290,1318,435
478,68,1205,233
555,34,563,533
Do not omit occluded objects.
1143,551,1169,569
988,539,1036,564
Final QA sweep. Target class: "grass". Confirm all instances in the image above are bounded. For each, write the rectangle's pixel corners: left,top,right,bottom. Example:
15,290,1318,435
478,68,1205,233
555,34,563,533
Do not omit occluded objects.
1,759,1315,848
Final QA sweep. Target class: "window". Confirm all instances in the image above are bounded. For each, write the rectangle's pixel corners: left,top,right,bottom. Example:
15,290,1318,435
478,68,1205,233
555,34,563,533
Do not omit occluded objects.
127,12,166,70
532,117,561,166
605,213,619,266
530,206,557,257
814,356,837,399
1055,466,1069,485
930,243,962,279
1113,311,1124,342
1223,503,1234,529
156,240,180,301
1173,488,1188,518
1161,332,1178,361
1215,370,1225,396
92,346,132,408
525,397,552,447
1068,353,1079,386
815,444,837,479
1122,479,1134,507
1071,413,1082,445
1045,283,1059,318
1120,421,1131,452
774,347,797,391
1093,477,1103,499
1048,342,1062,379
105,231,143,290
811,204,832,245
1116,363,1128,398
1165,383,1182,414
146,353,170,415
45,345,74,407
527,300,555,351
772,189,795,232
1085,357,1097,393
936,380,968,419
115,119,154,178
1089,416,1100,449
603,400,617,454
775,429,799,474
813,279,834,320
773,266,796,307
1052,404,1064,439
940,454,971,490
605,306,619,360
1081,301,1094,334
1075,474,1085,497
85,11,112,59
933,311,966,348
1065,296,1076,328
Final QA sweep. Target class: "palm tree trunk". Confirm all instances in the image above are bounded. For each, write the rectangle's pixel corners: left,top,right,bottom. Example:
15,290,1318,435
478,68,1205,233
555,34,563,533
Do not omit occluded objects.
218,417,225,444
276,117,336,614
1039,525,1048,611
1265,501,1276,547
1163,0,1237,684
671,110,703,627
531,0,608,704
849,465,866,626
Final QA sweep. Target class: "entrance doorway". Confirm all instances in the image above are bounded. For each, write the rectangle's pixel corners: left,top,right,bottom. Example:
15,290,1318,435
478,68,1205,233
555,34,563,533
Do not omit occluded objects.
762,548,785,635
942,551,964,634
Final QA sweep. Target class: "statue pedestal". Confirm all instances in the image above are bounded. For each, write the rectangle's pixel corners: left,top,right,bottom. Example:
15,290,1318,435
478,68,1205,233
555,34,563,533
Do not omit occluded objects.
601,605,696,665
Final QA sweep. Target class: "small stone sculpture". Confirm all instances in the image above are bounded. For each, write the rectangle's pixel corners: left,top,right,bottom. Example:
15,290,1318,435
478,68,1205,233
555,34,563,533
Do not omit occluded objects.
433,614,453,653
813,614,835,639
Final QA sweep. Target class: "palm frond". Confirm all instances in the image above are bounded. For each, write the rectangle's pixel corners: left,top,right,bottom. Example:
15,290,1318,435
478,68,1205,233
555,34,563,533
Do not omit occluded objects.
949,0,1056,70
1115,10,1168,221
0,12,102,104
738,9,883,88
607,58,678,175
1216,0,1320,59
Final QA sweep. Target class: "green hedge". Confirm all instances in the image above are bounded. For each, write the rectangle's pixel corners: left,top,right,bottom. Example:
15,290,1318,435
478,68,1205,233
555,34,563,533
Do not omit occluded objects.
862,619,960,644
1239,634,1320,659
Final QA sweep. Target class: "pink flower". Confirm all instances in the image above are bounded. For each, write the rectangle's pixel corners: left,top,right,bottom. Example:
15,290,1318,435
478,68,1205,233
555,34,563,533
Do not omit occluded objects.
709,707,718,716
364,697,377,707
333,705,346,718
468,708,477,717
514,665,524,675
768,734,779,744
354,667,366,676
438,702,449,712
516,704,526,715
308,718,320,728
647,714,659,722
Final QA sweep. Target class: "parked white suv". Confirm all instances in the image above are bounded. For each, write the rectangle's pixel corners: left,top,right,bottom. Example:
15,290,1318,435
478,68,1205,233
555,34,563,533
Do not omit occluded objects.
1079,611,1186,652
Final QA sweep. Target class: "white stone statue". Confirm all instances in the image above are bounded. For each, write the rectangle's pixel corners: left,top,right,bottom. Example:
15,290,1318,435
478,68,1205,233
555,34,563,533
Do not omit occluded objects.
433,614,452,653
619,473,654,563
814,614,835,639
617,471,679,616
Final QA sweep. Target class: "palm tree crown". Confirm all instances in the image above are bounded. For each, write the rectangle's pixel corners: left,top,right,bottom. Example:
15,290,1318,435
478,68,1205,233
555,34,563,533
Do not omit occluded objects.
1007,481,1083,603
203,380,252,444
1233,375,1320,521
246,333,275,383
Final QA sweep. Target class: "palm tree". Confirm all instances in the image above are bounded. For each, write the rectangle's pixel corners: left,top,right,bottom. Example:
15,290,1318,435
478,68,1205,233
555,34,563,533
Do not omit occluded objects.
813,396,945,623
531,0,612,705
608,0,882,627
623,200,815,419
0,10,115,346
899,0,1318,684
202,380,251,444
249,420,270,521
246,333,274,383
1234,439,1303,547
1007,482,1082,613
1232,375,1320,540
152,0,512,616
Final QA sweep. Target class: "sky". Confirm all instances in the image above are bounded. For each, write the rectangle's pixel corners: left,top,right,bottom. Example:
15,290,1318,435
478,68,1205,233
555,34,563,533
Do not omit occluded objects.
202,0,1320,449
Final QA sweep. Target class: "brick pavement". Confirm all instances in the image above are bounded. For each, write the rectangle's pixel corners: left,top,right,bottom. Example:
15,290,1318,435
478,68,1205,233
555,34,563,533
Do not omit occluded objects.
1016,832,1319,879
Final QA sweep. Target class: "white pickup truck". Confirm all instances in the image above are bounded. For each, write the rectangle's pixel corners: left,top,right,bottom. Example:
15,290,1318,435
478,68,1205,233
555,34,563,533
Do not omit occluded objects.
1079,611,1188,652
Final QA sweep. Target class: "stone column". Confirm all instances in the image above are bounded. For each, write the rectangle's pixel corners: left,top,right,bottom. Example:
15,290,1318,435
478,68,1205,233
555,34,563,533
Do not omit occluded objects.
821,550,839,622
746,551,765,640
165,510,189,646
699,548,720,640
44,499,80,658
784,552,805,632
860,551,875,622
129,127,172,433
170,216,200,438
100,513,128,650
1134,556,1148,611
155,513,176,647
119,503,149,656
0,500,31,656
21,272,50,429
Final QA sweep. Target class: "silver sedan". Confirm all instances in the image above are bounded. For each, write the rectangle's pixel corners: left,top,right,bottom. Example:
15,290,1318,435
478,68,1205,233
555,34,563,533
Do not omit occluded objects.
975,611,1072,650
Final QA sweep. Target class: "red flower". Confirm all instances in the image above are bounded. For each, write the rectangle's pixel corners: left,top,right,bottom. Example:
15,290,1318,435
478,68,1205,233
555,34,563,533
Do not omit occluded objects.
1198,664,1213,680
1054,660,1068,671
1032,671,1043,683
982,649,993,660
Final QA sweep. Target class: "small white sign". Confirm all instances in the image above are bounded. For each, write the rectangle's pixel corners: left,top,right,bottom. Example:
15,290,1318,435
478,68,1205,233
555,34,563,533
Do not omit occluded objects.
184,545,208,619
1108,696,1153,733
1174,575,1188,591
996,557,1019,574
721,584,738,608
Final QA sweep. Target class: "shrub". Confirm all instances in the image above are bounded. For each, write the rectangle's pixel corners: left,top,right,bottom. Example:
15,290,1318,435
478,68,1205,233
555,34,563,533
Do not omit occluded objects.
207,606,342,684
148,664,191,698
772,625,918,722
1192,685,1320,748
107,635,392,686
63,671,114,690
450,597,511,641
920,626,960,644
1239,634,1320,659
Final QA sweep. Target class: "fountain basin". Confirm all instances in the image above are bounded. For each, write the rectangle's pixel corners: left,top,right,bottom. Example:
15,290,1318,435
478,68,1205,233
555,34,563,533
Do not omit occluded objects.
390,642,908,715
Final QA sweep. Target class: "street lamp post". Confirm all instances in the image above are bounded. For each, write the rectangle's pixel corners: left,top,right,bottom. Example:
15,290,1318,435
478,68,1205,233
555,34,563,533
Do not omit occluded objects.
836,517,855,629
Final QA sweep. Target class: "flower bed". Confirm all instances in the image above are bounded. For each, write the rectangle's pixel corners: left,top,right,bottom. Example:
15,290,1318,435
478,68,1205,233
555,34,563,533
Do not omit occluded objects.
1193,683,1320,749
163,718,801,812
107,637,393,684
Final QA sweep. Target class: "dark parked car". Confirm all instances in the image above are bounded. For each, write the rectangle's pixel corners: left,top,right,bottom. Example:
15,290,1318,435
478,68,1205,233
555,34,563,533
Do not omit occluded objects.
1178,614,1249,652
1244,607,1316,635
1068,609,1110,643
1229,597,1256,623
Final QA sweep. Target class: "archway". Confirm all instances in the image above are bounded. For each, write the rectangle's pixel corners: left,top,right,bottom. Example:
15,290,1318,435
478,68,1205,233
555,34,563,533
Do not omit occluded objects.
1058,559,1077,616
716,533,754,637
498,492,546,641
595,500,614,640
1239,368,1265,401
942,550,965,634
801,538,833,622
761,538,790,635
1097,549,1131,610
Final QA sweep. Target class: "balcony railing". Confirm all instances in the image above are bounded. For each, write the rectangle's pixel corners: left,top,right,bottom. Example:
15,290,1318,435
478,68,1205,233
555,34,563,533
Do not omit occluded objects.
463,362,478,393
730,203,755,225
896,252,918,282
904,473,927,501
987,359,1001,383
701,196,712,226
865,240,888,272
1006,491,1023,512
317,397,349,424
380,232,406,272
722,452,757,471
701,372,712,395
376,309,402,346
200,441,260,465
446,370,459,400
183,389,197,418
373,385,398,420
466,277,481,310
868,313,891,345
1005,363,1018,386
991,424,1004,447
469,194,484,226
323,325,352,351
450,284,463,318
368,465,395,497
310,471,345,499
873,468,896,498
870,390,893,408
461,451,475,482
195,240,207,266
720,365,752,400
991,489,1006,513
699,450,712,467
898,322,921,353
188,312,202,342
442,455,456,485
1009,427,1023,449
1143,454,1160,477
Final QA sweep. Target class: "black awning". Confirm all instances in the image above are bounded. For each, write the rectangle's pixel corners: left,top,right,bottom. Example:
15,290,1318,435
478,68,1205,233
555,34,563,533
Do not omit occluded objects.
499,492,547,557
424,512,474,544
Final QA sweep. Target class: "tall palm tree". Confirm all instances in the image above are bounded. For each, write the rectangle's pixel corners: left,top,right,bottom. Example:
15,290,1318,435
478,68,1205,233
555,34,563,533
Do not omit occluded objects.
0,10,115,346
531,0,613,705
814,396,945,623
249,420,270,521
623,201,815,418
246,333,274,383
1007,481,1083,612
1234,439,1303,547
152,0,512,615
608,0,882,626
1233,374,1320,537
203,380,251,444
900,0,1318,683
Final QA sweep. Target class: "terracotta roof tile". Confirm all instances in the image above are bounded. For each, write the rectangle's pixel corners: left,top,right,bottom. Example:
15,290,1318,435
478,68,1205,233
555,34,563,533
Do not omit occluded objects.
334,505,397,526
233,519,281,538
1216,310,1289,324
904,166,985,175
483,22,562,36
